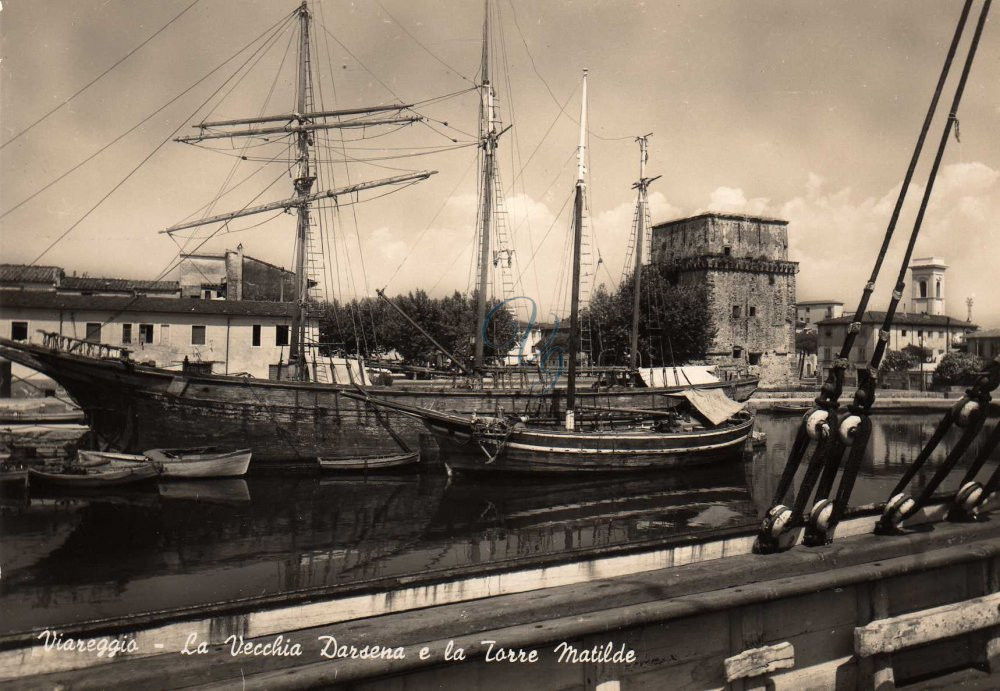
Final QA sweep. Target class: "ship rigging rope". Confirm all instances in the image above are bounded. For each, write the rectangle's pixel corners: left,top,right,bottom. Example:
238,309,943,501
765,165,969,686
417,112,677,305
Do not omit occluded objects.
812,0,991,542
1,9,298,275
0,0,202,150
199,23,297,229
374,0,475,85
384,152,480,291
505,0,631,143
755,0,990,552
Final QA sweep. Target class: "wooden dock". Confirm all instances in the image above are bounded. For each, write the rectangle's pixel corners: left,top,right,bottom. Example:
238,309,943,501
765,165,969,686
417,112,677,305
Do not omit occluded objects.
4,507,999,689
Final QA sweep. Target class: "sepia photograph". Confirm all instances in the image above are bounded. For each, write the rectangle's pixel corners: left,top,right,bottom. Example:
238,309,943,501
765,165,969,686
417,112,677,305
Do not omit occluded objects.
0,0,999,687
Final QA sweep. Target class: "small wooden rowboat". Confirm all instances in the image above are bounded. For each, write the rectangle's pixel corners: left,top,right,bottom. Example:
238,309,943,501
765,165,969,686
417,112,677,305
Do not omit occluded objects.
144,447,252,478
28,459,159,487
317,451,419,472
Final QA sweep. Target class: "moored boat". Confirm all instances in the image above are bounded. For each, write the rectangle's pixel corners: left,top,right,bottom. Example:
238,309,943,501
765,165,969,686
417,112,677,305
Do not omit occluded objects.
28,459,159,488
317,451,419,472
351,72,756,475
144,447,251,478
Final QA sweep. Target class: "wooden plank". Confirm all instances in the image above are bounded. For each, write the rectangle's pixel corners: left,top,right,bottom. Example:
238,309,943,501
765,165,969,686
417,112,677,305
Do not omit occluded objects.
724,642,794,682
855,591,1000,657
6,526,1000,687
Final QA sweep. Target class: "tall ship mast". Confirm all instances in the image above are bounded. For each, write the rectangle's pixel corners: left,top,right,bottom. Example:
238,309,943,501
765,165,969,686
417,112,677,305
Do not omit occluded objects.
626,134,660,371
164,2,434,382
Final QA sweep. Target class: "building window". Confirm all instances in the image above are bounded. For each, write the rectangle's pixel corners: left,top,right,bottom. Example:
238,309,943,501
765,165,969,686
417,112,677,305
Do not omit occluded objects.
85,323,102,343
191,325,206,345
139,324,154,343
122,324,132,344
723,246,731,257
11,321,28,342
732,305,741,318
748,352,761,365
901,329,907,337
768,275,775,286
203,289,213,300
276,325,290,347
252,324,261,347
917,330,923,338
160,324,170,345
805,307,811,313
749,306,757,317
732,347,743,359
825,329,832,338
938,331,944,338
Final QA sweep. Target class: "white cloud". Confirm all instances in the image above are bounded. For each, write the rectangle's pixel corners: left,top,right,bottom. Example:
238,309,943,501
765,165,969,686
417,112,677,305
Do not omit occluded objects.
781,162,1000,326
705,186,772,216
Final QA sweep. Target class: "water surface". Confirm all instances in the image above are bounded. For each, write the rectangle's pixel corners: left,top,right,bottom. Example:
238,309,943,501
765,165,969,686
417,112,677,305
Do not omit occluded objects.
1,411,997,636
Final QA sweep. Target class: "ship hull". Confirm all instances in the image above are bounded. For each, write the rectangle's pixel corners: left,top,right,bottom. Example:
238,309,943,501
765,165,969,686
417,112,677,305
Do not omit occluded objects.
424,410,755,473
0,340,758,464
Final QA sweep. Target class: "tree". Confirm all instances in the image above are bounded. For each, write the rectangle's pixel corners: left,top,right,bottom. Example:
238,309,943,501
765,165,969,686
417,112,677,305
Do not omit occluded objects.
585,264,715,367
901,344,932,363
317,290,516,367
880,349,917,372
933,352,984,387
795,330,817,355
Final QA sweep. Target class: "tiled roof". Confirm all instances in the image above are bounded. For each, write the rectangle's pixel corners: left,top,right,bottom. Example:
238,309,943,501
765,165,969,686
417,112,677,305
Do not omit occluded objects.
0,292,297,318
60,276,179,293
967,329,1000,339
0,264,63,284
815,310,977,329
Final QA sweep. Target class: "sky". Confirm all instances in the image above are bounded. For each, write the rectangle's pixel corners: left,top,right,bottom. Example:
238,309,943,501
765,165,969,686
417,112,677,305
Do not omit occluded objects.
1,0,998,325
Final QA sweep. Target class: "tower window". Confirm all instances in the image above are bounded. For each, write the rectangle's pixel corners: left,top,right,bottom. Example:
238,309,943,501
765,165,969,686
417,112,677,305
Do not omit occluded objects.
936,280,941,298
732,305,741,318
919,280,927,298
749,306,757,317
723,246,731,257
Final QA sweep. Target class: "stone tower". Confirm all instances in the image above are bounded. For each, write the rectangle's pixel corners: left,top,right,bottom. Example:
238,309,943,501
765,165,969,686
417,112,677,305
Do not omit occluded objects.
910,257,947,316
650,212,799,386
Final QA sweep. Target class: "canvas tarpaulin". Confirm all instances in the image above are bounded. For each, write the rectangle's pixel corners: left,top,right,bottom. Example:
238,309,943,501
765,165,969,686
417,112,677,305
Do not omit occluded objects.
637,365,720,388
667,387,746,426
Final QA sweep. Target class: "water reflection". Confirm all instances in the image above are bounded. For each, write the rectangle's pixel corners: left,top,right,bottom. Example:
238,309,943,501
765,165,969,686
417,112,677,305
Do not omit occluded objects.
0,411,997,636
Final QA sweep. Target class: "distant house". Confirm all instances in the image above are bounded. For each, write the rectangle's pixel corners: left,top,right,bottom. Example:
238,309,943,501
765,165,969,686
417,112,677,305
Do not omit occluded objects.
967,329,1000,361
178,244,297,301
0,292,297,378
796,300,844,330
815,311,977,378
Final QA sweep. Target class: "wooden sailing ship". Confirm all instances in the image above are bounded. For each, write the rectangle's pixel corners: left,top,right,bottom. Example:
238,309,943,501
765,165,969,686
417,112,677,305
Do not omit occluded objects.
0,1,756,465
357,71,755,473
